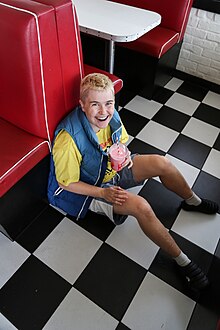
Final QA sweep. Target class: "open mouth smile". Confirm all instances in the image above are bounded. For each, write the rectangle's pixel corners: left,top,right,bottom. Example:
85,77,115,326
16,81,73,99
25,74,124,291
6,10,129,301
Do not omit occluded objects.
96,115,109,122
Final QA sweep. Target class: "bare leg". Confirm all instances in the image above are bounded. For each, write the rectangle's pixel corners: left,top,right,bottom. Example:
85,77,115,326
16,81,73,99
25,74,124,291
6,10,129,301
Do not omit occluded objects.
132,155,193,200
113,192,181,258
112,154,210,290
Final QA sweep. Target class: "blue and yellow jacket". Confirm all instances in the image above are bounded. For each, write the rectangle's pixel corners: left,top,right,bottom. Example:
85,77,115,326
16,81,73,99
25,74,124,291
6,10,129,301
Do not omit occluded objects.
47,106,123,219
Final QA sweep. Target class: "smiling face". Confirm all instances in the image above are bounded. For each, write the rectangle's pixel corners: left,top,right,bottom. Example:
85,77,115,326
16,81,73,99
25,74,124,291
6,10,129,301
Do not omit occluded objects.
79,88,115,133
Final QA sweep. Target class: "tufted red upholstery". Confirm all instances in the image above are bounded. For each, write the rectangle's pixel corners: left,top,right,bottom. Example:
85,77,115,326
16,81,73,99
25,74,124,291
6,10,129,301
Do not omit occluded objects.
0,0,123,198
110,0,193,58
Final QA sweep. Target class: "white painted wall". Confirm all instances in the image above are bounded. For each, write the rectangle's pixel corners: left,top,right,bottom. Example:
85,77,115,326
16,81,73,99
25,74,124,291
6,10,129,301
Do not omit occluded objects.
177,8,220,85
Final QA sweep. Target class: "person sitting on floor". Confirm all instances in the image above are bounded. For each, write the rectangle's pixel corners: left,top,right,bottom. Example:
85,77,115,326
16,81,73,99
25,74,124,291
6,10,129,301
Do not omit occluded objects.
48,73,219,291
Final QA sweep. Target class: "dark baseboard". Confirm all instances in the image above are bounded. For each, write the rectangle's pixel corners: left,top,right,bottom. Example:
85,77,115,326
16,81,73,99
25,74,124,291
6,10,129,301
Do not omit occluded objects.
0,155,50,241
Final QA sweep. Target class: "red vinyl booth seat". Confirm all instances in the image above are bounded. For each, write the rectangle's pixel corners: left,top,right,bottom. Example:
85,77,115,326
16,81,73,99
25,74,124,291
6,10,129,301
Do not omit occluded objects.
110,0,193,58
123,26,179,59
84,64,123,94
109,0,193,99
0,119,50,197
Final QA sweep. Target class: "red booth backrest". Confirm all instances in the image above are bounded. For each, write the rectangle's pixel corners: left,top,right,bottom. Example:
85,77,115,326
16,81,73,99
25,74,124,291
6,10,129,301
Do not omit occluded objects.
30,0,85,112
0,0,83,144
110,0,193,41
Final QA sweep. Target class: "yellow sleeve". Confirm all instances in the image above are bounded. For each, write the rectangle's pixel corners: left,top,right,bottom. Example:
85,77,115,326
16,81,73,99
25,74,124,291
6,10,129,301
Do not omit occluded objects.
121,123,129,144
52,130,82,186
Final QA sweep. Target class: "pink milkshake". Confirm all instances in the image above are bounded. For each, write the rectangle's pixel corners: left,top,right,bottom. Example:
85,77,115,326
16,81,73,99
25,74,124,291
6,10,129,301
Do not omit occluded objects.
109,142,129,171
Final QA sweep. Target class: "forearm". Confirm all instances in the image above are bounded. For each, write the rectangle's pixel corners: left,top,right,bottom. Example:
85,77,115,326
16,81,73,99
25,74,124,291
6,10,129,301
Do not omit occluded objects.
59,180,104,199
58,180,128,205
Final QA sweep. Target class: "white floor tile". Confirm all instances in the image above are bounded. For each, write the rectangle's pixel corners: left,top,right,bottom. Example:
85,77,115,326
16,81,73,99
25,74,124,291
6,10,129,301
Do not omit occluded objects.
165,78,184,91
106,216,159,269
165,154,200,188
122,273,195,330
182,117,219,147
172,211,220,254
0,234,30,289
34,218,102,284
202,91,220,109
202,149,220,179
0,313,18,330
165,93,200,115
125,96,162,119
137,121,179,152
43,288,118,330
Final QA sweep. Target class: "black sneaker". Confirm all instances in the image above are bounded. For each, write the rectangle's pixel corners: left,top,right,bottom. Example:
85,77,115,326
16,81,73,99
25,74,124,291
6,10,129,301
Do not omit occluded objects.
178,261,209,291
181,199,219,214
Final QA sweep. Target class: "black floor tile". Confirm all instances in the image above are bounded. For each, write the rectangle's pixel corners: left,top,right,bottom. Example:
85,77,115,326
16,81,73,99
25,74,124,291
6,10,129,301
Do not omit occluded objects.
213,133,220,151
67,210,115,241
177,81,208,101
127,138,166,156
193,103,220,128
116,322,131,330
198,254,220,314
0,255,71,330
152,86,174,104
16,205,64,253
152,105,190,132
119,89,137,108
187,303,219,330
119,108,149,137
192,171,220,209
139,179,182,229
168,134,211,168
73,243,147,321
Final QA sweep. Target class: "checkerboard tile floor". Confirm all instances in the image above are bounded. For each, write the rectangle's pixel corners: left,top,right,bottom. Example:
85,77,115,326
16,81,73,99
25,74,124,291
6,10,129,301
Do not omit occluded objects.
0,77,220,330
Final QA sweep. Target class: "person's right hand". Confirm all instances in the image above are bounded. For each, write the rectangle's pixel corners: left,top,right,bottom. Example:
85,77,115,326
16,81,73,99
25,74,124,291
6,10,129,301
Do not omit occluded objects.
102,186,128,205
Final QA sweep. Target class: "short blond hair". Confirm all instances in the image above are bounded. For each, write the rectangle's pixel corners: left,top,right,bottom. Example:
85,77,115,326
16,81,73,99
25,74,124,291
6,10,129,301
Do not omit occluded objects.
80,73,114,102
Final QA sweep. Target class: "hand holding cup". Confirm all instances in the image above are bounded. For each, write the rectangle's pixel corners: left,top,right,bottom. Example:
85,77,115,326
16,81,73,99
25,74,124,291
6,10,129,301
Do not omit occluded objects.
108,142,131,172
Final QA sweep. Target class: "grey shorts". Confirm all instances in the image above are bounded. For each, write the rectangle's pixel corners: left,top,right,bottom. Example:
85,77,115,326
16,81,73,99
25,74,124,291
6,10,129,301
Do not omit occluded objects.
89,154,144,225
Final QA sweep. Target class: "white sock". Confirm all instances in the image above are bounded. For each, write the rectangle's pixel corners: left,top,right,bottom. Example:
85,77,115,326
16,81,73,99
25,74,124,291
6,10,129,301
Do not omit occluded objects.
185,192,201,206
174,251,191,267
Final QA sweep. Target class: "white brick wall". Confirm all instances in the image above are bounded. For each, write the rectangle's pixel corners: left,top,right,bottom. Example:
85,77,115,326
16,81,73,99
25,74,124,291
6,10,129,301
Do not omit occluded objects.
177,8,220,85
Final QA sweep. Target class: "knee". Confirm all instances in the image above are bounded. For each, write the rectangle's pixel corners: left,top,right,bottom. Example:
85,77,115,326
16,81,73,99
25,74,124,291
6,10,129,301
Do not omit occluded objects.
132,196,154,218
157,155,173,176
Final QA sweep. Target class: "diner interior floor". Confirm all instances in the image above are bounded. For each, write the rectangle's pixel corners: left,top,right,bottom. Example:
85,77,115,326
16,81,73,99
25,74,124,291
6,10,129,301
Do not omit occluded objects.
1,76,220,330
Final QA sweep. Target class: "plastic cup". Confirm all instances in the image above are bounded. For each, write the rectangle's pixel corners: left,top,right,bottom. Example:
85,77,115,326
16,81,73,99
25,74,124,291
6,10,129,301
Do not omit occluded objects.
108,142,129,171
